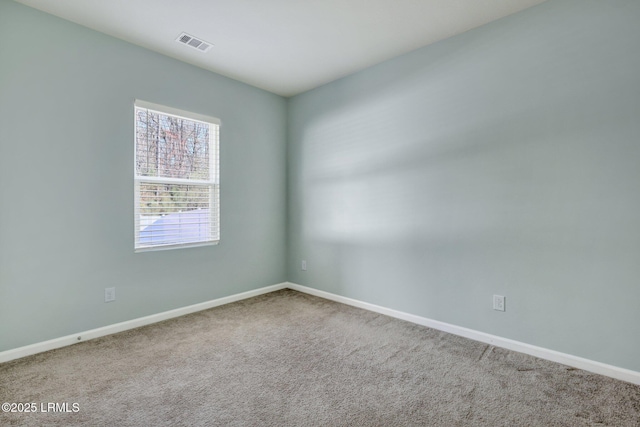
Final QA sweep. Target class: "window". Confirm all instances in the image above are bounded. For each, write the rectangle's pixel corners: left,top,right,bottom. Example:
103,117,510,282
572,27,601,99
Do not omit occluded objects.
134,100,220,251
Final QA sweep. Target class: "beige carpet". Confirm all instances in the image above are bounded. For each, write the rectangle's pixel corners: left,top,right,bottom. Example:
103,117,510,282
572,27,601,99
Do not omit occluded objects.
1,289,639,426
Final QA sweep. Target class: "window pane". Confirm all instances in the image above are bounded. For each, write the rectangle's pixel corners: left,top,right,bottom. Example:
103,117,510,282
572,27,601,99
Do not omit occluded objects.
137,183,217,247
135,108,210,180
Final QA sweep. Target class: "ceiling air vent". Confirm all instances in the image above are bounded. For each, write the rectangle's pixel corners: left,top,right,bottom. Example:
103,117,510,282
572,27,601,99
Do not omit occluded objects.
176,32,212,53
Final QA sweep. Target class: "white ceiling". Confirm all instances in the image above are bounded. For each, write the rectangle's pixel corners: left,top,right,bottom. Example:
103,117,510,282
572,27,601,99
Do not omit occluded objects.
14,0,547,97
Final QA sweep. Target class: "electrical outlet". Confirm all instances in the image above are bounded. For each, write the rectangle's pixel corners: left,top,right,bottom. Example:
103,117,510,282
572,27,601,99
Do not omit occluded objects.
105,287,116,303
493,295,505,312
301,260,307,271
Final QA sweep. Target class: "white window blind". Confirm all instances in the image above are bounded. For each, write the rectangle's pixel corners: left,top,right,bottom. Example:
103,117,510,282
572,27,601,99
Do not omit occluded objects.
134,100,220,251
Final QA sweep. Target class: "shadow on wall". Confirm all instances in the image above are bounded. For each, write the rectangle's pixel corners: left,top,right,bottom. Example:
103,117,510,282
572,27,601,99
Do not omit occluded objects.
294,47,640,319
301,87,635,247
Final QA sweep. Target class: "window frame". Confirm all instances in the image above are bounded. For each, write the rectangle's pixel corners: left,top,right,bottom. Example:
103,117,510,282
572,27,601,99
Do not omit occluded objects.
134,100,220,252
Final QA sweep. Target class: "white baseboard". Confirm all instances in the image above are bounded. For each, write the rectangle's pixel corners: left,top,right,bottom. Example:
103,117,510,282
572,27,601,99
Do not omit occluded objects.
3,281,639,386
0,282,288,364
286,282,640,386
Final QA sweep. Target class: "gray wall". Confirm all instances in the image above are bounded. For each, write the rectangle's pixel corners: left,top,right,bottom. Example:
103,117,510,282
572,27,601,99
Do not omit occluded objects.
287,0,640,372
0,0,287,352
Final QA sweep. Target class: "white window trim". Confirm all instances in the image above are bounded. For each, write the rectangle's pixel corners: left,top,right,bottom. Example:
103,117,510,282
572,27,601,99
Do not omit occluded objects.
134,100,220,252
